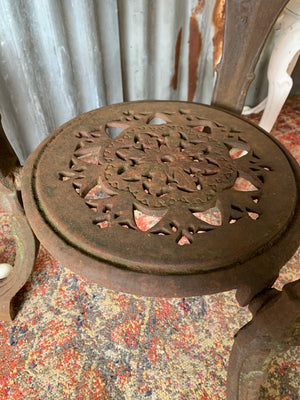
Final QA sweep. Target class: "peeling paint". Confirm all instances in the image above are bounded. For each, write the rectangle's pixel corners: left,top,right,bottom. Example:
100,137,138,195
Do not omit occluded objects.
171,28,182,91
212,0,226,73
192,0,205,15
188,16,202,102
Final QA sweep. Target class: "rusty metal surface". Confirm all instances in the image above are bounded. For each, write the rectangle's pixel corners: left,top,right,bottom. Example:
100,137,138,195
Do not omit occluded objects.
0,114,37,321
0,0,285,162
171,27,182,91
227,280,300,399
0,114,21,190
188,15,203,102
21,101,300,300
212,0,289,113
0,182,38,321
212,0,226,73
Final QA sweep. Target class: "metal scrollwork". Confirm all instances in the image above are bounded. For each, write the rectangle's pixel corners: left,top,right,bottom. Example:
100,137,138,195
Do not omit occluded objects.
59,108,271,246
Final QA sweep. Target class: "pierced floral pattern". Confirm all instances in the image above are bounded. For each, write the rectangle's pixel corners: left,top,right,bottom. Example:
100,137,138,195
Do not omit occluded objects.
103,124,236,208
59,108,273,245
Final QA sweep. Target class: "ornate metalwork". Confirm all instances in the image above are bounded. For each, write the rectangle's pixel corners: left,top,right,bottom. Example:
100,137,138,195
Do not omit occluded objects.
21,101,299,301
59,107,272,247
0,115,37,321
102,124,236,208
227,279,300,399
212,0,289,113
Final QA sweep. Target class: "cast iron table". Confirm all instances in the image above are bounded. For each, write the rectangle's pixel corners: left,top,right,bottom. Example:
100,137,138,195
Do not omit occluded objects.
21,101,300,307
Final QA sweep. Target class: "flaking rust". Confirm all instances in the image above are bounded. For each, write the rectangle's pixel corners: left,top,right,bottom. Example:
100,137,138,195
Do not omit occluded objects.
212,0,226,73
188,15,202,101
171,28,182,91
172,1,205,94
192,0,205,15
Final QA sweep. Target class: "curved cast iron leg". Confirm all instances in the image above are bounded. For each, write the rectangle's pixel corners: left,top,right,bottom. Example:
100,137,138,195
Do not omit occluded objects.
0,116,37,321
227,280,300,399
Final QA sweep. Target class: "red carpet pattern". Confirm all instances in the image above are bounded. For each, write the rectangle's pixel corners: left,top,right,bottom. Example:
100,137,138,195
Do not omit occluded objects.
0,96,299,399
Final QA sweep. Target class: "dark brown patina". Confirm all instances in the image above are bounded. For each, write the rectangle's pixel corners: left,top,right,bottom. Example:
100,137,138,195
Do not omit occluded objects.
171,28,182,91
21,101,300,305
188,16,202,101
0,116,37,321
2,1,297,397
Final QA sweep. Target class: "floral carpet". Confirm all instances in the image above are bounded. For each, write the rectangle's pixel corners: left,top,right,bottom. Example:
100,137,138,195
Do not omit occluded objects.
0,96,299,400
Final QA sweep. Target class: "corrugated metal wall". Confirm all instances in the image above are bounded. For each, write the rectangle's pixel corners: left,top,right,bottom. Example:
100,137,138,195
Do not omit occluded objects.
0,0,274,163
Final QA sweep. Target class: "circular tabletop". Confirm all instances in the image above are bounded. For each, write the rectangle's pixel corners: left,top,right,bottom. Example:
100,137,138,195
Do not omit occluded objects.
21,101,299,299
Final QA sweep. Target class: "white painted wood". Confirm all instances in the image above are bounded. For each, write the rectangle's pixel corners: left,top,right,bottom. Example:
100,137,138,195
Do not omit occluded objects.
259,0,300,131
243,0,300,132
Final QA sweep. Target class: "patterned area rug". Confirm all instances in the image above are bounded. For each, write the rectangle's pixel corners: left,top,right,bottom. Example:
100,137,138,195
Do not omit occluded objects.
0,96,299,400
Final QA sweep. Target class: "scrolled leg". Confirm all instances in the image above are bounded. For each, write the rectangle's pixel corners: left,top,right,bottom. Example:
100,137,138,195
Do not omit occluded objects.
0,184,38,321
227,281,300,399
0,115,37,321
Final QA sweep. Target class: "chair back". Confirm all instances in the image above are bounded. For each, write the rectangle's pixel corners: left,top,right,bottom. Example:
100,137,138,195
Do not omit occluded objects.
212,0,289,113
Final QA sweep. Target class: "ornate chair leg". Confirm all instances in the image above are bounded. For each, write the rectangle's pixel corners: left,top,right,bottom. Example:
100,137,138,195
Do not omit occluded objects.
0,116,37,321
0,182,38,321
227,280,300,399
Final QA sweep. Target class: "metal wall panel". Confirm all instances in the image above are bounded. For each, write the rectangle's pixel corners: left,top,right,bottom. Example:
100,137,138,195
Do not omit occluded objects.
0,0,273,163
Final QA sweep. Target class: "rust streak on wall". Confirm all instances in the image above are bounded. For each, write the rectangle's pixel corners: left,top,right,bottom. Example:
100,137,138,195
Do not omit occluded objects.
192,0,205,15
171,28,182,90
212,0,226,73
188,16,202,102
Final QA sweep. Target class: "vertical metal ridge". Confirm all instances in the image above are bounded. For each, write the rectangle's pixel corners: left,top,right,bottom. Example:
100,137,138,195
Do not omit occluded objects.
96,0,123,105
61,0,106,113
0,72,29,163
0,0,274,163
149,0,174,100
117,0,149,101
195,2,217,105
26,0,77,128
0,0,48,162
174,0,191,102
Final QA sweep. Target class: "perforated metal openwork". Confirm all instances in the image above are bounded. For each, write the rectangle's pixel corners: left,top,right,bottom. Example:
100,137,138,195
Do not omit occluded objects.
58,106,275,246
22,101,297,286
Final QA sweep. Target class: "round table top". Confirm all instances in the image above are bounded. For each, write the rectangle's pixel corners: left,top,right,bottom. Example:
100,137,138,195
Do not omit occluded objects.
21,101,299,299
